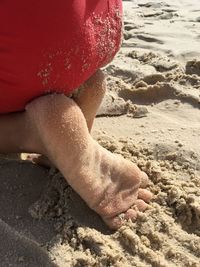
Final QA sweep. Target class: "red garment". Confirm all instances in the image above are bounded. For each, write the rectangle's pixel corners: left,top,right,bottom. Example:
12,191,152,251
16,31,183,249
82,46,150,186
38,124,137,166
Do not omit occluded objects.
0,0,122,113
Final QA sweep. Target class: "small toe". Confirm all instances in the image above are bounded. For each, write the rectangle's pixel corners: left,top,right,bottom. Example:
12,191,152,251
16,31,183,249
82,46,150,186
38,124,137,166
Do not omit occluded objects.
138,188,153,202
135,199,149,212
124,209,137,221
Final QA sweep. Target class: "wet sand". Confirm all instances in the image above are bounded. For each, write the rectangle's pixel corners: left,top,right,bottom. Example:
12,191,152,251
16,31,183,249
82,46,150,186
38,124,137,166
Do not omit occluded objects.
0,0,200,266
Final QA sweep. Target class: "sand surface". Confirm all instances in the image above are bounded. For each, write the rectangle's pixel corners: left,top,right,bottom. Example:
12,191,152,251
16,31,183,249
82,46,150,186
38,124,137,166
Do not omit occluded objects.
1,0,200,266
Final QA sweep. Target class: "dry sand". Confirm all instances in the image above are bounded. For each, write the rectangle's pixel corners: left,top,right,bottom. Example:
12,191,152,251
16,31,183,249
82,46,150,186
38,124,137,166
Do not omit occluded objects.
0,0,200,266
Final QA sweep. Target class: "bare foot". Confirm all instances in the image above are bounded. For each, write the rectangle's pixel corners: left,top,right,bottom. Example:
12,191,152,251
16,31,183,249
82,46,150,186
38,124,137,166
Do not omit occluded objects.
0,90,152,230
67,139,152,230
23,141,151,230
25,94,152,230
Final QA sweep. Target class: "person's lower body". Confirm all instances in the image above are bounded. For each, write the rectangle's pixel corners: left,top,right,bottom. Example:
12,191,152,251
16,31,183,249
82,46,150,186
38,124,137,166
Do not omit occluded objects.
0,70,152,229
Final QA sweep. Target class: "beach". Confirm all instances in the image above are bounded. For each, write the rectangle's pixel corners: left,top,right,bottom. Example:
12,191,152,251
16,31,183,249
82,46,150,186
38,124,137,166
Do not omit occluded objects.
0,0,200,266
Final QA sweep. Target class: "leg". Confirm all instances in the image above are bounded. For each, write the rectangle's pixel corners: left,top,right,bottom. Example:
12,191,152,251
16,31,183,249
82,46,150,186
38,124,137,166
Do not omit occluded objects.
25,69,106,166
25,94,151,229
73,69,106,132
0,112,42,154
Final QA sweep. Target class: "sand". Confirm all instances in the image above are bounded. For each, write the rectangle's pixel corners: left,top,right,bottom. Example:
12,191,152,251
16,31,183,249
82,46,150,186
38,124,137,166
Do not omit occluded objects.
0,0,200,266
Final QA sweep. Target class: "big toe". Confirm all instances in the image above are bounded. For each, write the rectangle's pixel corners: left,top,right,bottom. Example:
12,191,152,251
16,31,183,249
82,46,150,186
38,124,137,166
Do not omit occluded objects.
103,215,124,230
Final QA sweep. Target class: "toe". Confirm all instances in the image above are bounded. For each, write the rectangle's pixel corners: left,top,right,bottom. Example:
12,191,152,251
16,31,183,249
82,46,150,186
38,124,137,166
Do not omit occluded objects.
135,199,149,212
138,188,153,203
140,171,149,188
103,215,124,230
124,209,137,221
103,209,138,230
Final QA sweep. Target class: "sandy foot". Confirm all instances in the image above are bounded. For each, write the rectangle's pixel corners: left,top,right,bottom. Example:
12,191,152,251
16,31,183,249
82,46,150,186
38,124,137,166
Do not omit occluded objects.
22,141,152,229
24,93,153,231
69,140,152,229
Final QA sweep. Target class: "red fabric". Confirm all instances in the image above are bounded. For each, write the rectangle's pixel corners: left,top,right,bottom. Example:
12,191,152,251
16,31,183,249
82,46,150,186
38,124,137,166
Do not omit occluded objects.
0,0,122,113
